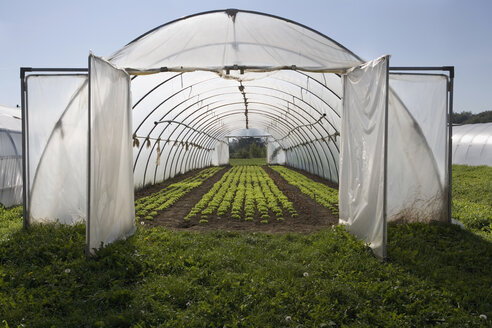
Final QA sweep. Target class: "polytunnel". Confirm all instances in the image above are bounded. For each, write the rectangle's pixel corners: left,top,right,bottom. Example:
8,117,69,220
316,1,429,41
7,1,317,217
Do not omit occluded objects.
20,9,454,258
0,105,22,207
452,123,492,166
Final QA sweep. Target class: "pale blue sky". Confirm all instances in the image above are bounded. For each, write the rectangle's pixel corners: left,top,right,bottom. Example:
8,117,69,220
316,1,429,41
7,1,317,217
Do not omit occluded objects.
1,0,491,113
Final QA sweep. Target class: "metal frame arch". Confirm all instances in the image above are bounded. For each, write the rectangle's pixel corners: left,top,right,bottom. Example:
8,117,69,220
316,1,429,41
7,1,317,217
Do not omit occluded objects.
172,107,320,176
168,104,320,173
146,96,334,182
156,107,307,184
131,72,183,110
131,78,342,171
132,75,225,138
166,91,335,171
130,74,342,173
131,74,342,183
139,88,337,176
131,71,343,141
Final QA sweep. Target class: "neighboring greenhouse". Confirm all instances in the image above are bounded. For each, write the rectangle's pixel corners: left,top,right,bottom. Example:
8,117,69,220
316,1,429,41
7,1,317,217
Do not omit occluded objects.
0,105,22,207
20,9,454,258
453,123,492,166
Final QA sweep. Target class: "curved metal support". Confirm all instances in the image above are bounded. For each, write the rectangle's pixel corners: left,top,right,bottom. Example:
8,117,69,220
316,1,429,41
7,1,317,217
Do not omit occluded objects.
165,106,322,182
137,89,339,181
144,95,339,184
131,73,343,184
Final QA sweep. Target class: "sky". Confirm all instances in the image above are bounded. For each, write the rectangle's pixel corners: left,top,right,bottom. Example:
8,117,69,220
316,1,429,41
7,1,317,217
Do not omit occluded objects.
0,0,491,113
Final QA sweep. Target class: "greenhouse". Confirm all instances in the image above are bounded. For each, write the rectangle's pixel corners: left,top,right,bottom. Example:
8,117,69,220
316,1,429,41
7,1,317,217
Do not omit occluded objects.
453,123,492,166
0,104,22,207
20,9,454,258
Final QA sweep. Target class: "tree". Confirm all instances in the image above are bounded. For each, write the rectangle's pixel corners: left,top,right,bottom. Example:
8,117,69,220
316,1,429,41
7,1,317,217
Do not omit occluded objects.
453,110,492,124
229,137,266,159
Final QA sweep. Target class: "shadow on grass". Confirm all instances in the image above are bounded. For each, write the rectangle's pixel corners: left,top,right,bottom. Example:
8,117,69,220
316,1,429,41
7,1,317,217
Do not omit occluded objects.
0,223,144,327
388,222,492,317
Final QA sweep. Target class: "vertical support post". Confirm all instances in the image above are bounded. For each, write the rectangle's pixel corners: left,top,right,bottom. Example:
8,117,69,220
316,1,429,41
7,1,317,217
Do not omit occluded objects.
382,56,390,260
20,68,29,229
86,56,92,257
447,67,454,223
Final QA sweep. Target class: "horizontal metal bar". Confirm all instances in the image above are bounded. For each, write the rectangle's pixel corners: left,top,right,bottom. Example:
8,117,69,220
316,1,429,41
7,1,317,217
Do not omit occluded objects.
125,65,347,75
390,66,449,71
225,135,272,138
21,67,88,77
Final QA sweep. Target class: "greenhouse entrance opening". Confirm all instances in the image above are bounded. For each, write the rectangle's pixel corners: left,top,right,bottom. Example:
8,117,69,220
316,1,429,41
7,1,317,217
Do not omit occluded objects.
227,130,269,166
20,9,454,259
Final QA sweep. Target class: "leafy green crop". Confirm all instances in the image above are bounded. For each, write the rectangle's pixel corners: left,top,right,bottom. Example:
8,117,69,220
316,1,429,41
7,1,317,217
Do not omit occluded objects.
271,166,339,215
135,167,222,221
186,166,297,222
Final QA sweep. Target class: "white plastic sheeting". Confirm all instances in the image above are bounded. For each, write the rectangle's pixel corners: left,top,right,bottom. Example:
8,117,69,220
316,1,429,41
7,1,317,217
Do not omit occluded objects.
387,74,449,222
110,10,361,72
26,75,88,224
339,56,388,259
88,55,135,252
389,74,448,185
453,123,492,166
267,137,286,165
0,105,22,207
210,139,230,166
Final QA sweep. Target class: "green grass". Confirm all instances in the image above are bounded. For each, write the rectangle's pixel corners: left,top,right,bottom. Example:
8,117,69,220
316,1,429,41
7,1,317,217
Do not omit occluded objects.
452,165,492,234
0,165,490,327
229,157,266,166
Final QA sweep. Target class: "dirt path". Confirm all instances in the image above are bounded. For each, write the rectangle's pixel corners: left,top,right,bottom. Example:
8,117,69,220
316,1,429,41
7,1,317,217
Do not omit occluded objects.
142,165,339,233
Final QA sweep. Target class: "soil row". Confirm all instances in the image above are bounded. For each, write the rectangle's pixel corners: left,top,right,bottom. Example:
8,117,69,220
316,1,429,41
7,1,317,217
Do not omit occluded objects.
143,165,339,233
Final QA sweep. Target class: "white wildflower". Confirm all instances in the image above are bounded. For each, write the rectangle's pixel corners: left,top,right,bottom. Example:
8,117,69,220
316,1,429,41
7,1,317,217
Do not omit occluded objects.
285,316,292,322
64,268,71,273
480,314,487,320
140,221,145,225
303,272,309,277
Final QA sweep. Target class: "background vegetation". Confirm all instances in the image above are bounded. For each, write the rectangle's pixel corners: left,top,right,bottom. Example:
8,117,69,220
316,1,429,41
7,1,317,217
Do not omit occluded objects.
0,165,490,327
452,110,492,124
228,137,267,159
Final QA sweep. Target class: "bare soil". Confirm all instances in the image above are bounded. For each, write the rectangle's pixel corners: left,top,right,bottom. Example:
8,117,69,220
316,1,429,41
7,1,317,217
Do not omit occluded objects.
141,165,339,233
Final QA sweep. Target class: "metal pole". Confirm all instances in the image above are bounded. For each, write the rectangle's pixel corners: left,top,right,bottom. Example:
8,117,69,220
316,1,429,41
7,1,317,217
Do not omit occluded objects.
447,67,454,223
382,56,390,260
86,56,92,257
20,68,29,229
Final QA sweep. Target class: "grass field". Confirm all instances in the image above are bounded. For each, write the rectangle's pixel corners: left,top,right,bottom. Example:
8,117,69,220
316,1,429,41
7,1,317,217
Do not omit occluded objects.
0,165,490,327
229,157,267,166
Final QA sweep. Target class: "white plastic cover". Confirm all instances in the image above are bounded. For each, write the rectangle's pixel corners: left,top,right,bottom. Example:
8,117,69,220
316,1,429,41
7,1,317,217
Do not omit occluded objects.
211,139,229,166
386,74,448,222
453,123,492,166
339,56,388,259
110,10,361,72
88,55,135,252
0,105,22,207
389,74,448,185
267,137,286,165
26,75,88,224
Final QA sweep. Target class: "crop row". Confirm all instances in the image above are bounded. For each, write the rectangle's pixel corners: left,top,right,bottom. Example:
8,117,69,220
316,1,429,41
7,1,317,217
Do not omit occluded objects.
185,166,297,222
135,167,223,220
270,166,339,215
